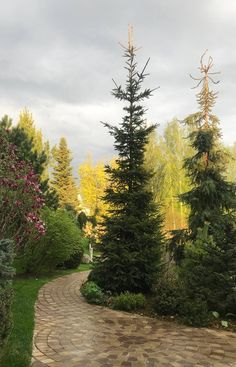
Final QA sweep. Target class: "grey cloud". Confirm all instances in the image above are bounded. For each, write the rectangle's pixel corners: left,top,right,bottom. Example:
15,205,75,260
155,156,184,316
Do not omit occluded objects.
0,0,235,170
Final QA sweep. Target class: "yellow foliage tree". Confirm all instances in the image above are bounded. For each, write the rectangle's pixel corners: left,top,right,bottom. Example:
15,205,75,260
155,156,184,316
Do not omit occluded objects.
18,108,50,180
78,155,109,222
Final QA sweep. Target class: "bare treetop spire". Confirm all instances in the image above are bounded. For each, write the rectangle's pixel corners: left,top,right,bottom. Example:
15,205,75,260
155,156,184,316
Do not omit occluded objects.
119,25,140,52
190,50,220,128
128,24,134,51
190,50,220,89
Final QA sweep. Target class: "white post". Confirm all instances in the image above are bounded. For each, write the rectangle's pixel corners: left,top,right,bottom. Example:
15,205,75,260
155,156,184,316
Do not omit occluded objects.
89,243,93,262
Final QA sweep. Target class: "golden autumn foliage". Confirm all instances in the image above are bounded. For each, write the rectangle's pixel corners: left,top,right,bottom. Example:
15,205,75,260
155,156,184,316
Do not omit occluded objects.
78,155,110,221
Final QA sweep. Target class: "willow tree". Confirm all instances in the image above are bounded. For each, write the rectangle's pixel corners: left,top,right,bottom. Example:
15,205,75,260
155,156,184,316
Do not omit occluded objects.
89,36,164,293
180,51,236,314
162,119,191,230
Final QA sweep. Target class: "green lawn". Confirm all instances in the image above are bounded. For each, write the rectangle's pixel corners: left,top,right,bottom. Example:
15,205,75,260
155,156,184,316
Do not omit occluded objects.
0,264,91,367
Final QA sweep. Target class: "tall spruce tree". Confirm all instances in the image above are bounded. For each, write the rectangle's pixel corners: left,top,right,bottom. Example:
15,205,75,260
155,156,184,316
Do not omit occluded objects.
181,51,236,241
89,38,164,293
51,137,79,211
179,51,236,314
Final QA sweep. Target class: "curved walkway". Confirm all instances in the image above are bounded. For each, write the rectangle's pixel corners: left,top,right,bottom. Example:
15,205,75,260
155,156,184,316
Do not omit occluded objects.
32,272,236,367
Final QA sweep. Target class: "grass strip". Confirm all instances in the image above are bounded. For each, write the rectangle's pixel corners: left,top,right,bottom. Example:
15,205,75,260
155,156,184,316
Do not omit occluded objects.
0,264,91,367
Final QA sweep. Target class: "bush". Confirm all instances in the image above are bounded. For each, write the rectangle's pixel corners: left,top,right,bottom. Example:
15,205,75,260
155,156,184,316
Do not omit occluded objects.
62,248,83,269
154,278,181,316
179,298,210,327
179,225,236,316
0,131,45,248
80,281,105,305
0,239,15,350
112,292,145,312
24,208,84,273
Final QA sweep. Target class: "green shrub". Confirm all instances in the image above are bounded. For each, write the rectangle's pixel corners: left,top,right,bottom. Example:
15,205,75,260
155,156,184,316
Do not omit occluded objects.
80,281,105,305
179,298,210,327
154,278,181,316
62,248,84,269
24,208,84,273
0,239,15,350
179,225,236,316
112,292,145,312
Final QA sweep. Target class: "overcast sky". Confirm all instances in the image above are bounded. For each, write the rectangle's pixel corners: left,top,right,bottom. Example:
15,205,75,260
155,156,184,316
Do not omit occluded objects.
0,0,236,171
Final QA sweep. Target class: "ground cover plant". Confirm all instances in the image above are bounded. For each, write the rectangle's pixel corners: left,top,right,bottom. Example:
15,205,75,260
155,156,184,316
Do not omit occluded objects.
112,292,146,312
80,281,146,312
80,281,105,305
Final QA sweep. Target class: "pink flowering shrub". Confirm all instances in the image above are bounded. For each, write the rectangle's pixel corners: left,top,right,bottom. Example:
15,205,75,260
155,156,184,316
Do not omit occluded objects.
0,133,45,248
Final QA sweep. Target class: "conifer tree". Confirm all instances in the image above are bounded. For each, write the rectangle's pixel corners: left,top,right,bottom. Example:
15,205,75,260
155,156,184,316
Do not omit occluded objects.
181,51,236,241
18,108,43,154
18,108,50,181
89,36,164,293
51,137,79,211
180,51,236,315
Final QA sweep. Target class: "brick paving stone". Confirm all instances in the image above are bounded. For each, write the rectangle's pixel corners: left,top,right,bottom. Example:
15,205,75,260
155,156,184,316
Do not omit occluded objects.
32,271,236,366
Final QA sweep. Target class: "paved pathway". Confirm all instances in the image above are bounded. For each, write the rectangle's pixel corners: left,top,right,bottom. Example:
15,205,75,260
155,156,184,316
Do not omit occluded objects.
32,272,236,367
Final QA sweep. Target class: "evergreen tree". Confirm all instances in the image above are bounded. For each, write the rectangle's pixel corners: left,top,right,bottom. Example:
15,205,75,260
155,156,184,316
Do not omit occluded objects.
51,137,79,211
18,108,50,181
181,51,236,241
179,51,236,315
89,41,164,293
18,108,43,154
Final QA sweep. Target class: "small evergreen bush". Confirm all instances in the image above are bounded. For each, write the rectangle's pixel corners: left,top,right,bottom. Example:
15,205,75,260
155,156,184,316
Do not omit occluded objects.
179,298,210,327
80,281,105,305
0,239,15,350
62,248,83,269
112,292,146,312
154,278,181,316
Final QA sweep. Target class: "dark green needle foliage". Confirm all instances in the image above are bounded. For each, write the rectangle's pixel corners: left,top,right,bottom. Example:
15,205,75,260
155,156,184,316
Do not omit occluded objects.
181,52,236,240
89,43,164,294
180,52,236,316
